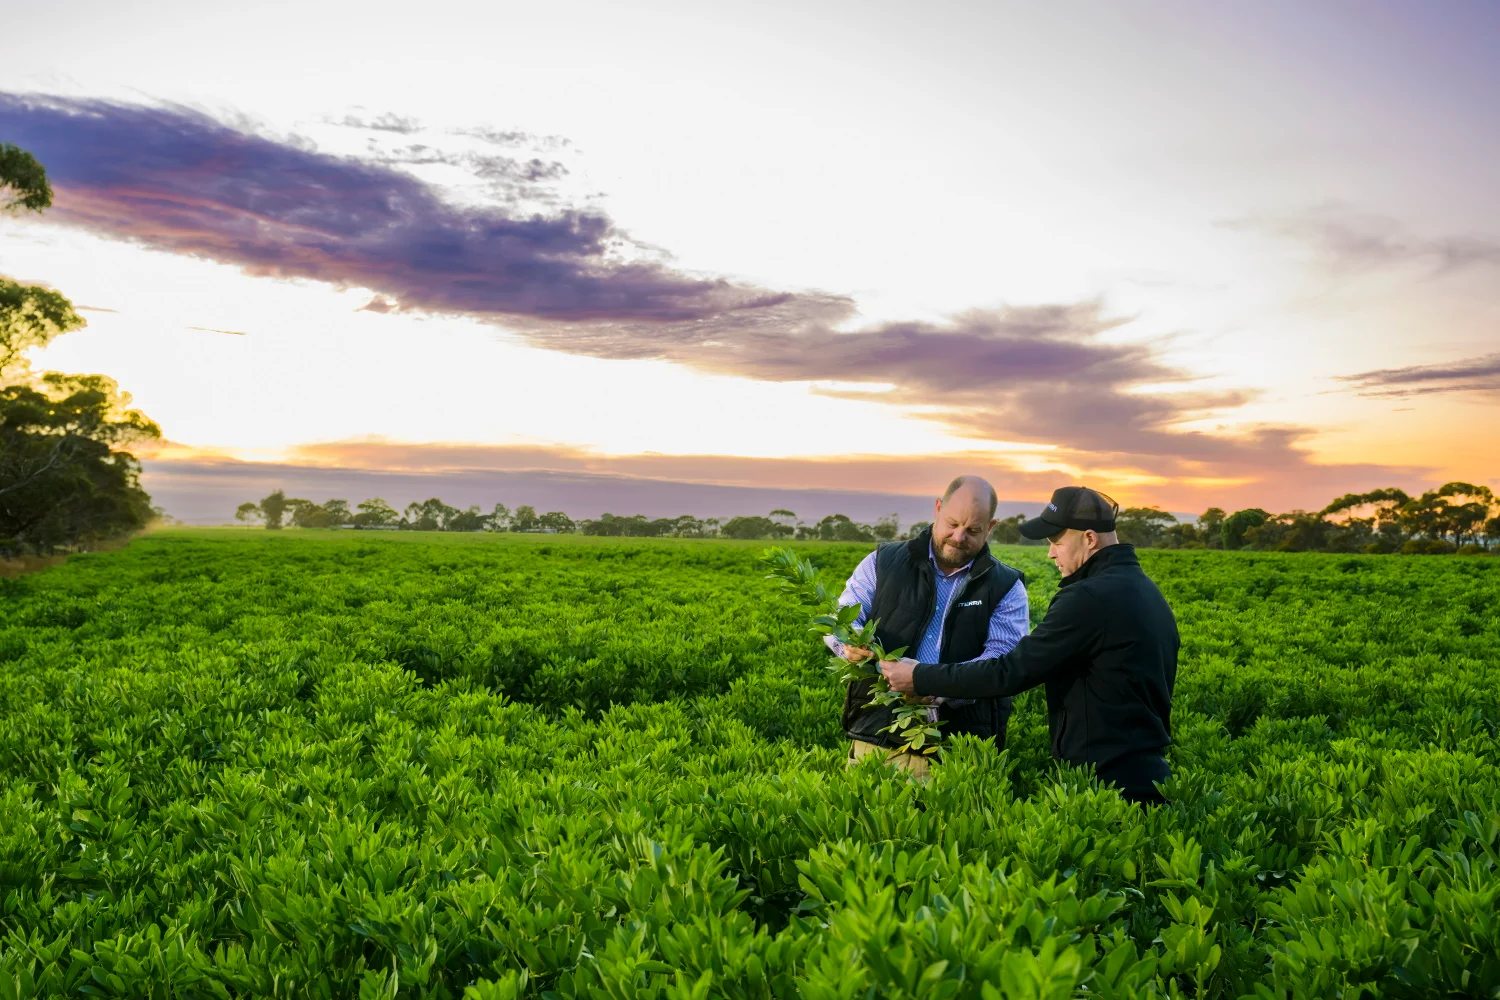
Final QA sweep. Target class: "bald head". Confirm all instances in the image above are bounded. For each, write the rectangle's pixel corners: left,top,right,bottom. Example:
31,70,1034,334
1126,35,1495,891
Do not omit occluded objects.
931,475,999,571
941,475,998,520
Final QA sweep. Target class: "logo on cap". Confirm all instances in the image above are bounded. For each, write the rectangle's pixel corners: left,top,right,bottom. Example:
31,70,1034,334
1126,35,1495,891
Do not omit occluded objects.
1047,503,1058,511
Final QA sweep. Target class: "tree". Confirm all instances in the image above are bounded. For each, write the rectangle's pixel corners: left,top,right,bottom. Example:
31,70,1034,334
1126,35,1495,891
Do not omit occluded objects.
802,513,875,542
323,499,352,526
403,498,456,531
670,515,705,537
2,372,158,498
0,374,159,554
354,497,399,527
1161,523,1205,549
1243,511,1334,553
284,498,354,528
1485,516,1500,550
1322,488,1411,527
581,513,625,536
538,510,575,533
989,514,1024,545
510,505,539,532
285,498,328,528
721,515,778,540
1197,508,1226,549
235,502,263,525
906,521,931,540
872,513,900,541
259,490,290,530
1431,483,1494,546
1,278,84,383
1116,507,1176,548
487,503,511,532
2,147,160,555
447,506,488,532
0,143,53,214
1222,508,1270,550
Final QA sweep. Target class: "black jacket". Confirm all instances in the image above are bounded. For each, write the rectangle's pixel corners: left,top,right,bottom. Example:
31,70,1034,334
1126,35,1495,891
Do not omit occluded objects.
912,543,1177,770
844,530,1024,748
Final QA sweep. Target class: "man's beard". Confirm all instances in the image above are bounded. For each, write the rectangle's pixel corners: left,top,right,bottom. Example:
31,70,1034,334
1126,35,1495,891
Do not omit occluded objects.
936,538,975,568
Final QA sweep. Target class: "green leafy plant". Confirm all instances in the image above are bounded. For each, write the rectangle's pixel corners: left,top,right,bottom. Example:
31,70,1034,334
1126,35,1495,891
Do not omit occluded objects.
761,546,944,756
3,529,1500,997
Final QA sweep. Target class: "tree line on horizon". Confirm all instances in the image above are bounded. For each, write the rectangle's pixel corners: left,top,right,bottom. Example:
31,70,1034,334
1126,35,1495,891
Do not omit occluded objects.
1108,481,1500,555
235,480,1500,555
234,491,908,542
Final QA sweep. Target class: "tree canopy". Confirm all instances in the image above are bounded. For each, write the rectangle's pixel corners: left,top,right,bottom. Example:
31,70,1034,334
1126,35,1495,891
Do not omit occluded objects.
0,148,160,556
0,143,52,214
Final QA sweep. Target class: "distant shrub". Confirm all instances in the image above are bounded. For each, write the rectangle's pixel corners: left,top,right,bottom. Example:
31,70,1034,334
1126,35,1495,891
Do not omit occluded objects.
1402,538,1458,555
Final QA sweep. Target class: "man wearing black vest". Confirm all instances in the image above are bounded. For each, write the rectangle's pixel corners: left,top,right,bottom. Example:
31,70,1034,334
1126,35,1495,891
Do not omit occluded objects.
828,475,1029,778
881,486,1178,804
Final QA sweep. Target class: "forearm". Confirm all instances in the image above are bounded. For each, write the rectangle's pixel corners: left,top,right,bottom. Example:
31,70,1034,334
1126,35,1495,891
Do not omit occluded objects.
826,551,876,657
914,655,1013,699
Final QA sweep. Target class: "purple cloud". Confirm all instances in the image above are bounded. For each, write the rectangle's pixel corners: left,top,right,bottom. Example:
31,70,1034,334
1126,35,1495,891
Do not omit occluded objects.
0,93,821,325
1225,203,1500,275
3,92,1412,484
1336,352,1500,398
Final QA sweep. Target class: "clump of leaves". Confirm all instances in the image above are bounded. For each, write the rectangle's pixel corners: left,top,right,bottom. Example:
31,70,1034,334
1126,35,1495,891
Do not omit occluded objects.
762,546,944,756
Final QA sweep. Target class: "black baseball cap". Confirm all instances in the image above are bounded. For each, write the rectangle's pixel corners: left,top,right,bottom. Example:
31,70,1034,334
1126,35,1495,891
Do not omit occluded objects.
1018,486,1120,540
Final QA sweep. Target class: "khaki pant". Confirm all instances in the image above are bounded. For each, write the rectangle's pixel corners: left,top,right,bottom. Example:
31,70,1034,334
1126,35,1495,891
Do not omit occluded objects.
848,739,933,780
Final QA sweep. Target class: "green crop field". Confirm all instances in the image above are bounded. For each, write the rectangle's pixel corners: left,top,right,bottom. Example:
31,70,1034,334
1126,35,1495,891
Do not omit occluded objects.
1,529,1496,999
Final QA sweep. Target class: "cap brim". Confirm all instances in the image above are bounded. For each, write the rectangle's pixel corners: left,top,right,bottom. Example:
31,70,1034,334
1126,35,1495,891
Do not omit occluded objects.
1018,516,1063,540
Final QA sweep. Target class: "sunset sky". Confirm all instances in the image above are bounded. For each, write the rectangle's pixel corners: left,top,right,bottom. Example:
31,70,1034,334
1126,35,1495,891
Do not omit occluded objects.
3,0,1497,522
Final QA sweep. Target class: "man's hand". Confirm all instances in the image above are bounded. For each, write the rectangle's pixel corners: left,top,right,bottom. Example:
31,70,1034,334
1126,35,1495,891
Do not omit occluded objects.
881,657,920,693
842,645,874,663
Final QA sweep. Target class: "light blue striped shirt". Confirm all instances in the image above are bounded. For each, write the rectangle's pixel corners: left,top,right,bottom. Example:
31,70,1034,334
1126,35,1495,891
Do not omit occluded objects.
825,544,1030,703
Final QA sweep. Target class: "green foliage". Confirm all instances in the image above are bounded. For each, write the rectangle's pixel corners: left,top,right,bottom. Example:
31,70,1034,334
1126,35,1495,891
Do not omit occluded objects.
721,516,787,541
1117,507,1178,548
582,514,696,538
0,146,160,555
799,514,877,543
1200,485,1500,556
1221,508,1270,551
1,531,1498,997
0,143,52,214
0,374,160,554
989,514,1025,545
0,277,83,381
762,546,949,758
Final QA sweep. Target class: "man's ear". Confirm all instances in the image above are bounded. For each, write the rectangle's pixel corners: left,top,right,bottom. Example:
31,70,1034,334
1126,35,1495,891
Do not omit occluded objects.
933,497,942,521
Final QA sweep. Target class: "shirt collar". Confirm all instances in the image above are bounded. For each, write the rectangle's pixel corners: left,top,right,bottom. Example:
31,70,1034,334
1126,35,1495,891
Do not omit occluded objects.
928,540,974,579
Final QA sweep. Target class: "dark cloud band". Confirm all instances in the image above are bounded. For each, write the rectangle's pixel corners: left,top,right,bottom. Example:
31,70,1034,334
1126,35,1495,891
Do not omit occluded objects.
0,93,794,324
1337,352,1500,398
1,92,1409,482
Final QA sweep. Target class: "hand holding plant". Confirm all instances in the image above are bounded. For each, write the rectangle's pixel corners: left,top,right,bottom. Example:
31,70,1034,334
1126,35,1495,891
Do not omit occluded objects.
762,547,945,756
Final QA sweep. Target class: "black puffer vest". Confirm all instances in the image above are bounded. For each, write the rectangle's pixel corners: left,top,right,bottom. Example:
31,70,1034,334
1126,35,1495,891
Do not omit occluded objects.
842,529,1025,749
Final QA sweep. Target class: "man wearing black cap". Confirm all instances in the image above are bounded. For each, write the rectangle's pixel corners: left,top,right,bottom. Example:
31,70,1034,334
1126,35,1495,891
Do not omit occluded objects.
881,486,1178,804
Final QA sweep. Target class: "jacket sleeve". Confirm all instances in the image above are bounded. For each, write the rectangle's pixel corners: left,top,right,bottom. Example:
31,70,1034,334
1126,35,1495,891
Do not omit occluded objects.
913,584,1097,699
